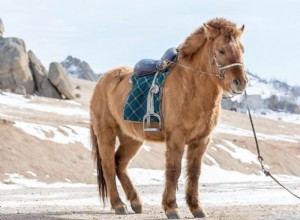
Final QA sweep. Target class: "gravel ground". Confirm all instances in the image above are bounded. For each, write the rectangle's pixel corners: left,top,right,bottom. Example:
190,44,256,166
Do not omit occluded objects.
1,182,300,220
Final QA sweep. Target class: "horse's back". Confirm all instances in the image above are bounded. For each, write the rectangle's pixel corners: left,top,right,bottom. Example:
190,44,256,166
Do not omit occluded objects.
90,66,132,114
90,66,142,139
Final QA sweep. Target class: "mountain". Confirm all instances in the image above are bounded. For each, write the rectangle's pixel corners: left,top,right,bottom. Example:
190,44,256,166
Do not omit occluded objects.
61,56,101,81
222,71,300,116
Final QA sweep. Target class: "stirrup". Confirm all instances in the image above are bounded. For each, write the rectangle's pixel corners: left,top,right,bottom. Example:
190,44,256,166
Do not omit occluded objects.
143,113,161,132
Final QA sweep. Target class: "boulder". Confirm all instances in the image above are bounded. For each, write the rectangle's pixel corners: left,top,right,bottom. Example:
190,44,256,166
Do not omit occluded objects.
14,85,26,96
48,62,74,99
28,50,61,99
0,36,35,94
0,18,4,37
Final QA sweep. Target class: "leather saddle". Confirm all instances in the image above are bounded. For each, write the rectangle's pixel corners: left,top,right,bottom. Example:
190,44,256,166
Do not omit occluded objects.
133,47,178,77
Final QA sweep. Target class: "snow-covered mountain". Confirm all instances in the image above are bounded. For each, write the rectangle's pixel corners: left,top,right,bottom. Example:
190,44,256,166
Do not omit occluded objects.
222,72,300,116
61,56,101,81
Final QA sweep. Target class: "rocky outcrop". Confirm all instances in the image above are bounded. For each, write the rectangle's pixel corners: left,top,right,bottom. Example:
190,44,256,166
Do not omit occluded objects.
28,51,62,99
61,56,100,81
0,36,35,94
48,62,74,99
0,18,4,37
0,18,75,100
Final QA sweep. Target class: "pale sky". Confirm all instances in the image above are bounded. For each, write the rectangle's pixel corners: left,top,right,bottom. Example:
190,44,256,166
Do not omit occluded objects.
1,0,300,85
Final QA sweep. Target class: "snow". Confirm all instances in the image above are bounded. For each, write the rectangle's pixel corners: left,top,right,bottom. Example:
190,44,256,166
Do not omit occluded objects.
26,171,37,177
2,173,92,189
216,140,259,165
250,109,300,125
142,144,151,152
0,92,89,118
205,154,220,167
14,121,91,150
215,123,300,143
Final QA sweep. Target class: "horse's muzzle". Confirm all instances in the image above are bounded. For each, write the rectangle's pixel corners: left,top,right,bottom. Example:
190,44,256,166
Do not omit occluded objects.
230,76,247,95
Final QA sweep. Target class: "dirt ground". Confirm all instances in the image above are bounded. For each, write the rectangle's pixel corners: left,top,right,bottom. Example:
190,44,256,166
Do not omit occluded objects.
1,183,300,220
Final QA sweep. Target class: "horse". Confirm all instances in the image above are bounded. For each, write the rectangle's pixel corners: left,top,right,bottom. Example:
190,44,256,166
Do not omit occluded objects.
90,17,248,219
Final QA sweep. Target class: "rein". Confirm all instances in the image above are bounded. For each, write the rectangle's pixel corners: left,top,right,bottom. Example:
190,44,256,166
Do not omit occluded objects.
169,55,244,80
245,91,300,200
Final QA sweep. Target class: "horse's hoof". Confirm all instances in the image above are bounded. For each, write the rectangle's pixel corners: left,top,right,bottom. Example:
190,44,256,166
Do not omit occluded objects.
131,203,142,213
115,205,128,215
166,211,180,219
192,210,206,218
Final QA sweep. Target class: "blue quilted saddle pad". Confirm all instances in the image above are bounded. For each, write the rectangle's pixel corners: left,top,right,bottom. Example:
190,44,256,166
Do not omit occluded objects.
123,68,172,122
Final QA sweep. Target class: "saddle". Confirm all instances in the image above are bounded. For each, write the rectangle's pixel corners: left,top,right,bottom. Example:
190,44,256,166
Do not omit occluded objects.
124,48,177,132
133,47,178,77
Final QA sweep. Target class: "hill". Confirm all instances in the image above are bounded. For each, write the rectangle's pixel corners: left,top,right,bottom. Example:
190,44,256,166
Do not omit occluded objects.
0,77,299,186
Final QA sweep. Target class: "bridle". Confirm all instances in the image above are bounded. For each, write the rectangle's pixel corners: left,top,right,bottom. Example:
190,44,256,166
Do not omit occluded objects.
212,54,244,80
169,52,245,80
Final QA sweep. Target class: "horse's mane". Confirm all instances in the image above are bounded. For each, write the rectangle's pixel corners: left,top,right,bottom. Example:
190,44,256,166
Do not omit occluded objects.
179,18,239,60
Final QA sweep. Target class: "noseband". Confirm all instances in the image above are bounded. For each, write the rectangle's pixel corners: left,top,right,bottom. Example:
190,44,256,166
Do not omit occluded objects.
212,55,244,79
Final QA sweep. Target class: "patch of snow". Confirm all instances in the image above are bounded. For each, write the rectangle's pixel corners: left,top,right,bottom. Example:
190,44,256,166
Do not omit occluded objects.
26,171,37,177
215,123,300,143
142,144,151,152
13,121,91,150
2,173,92,189
250,109,300,125
68,64,80,73
0,92,88,118
127,169,165,185
0,92,29,106
205,154,220,167
218,140,259,165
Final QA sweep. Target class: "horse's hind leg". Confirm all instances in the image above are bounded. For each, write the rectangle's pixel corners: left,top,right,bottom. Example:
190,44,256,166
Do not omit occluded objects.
115,133,143,213
92,117,128,214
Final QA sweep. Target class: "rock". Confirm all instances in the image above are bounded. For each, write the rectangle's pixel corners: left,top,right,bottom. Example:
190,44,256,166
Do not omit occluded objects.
0,31,35,94
48,62,74,99
14,85,26,95
28,50,62,99
0,18,4,37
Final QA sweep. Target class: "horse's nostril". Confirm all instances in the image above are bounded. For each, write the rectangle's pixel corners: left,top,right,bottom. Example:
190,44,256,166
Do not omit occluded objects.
232,78,240,86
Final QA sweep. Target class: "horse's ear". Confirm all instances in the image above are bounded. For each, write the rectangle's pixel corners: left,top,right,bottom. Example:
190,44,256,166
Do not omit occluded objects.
237,25,245,37
203,23,219,39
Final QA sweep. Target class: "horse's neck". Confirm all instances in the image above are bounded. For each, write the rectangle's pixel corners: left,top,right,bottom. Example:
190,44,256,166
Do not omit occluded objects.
178,46,223,107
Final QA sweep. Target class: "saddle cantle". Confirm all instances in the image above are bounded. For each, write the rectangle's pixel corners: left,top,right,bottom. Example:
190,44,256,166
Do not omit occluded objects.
133,47,177,77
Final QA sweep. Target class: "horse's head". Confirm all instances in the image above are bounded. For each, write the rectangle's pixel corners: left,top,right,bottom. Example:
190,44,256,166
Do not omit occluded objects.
204,19,247,96
180,18,248,97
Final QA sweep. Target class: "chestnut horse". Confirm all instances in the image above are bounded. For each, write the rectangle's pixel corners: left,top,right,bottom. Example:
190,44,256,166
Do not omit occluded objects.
90,18,248,219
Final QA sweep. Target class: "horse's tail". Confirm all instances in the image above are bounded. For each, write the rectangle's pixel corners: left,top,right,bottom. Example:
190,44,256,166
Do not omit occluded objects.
90,123,107,203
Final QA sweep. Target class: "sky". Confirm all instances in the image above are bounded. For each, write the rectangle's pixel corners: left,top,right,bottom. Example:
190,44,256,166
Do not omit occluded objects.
1,0,300,86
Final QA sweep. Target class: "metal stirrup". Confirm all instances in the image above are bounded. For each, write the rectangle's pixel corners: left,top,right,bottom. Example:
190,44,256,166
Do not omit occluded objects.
143,71,162,132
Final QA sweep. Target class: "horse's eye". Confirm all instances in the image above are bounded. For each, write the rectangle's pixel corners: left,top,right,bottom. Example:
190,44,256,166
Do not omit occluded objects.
219,49,225,55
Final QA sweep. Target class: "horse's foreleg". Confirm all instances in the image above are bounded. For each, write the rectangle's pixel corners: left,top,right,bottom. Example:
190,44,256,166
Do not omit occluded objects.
162,132,185,219
186,137,210,218
115,134,143,213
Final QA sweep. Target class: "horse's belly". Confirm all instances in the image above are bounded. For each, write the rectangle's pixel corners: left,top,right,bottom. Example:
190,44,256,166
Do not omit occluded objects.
120,121,165,142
